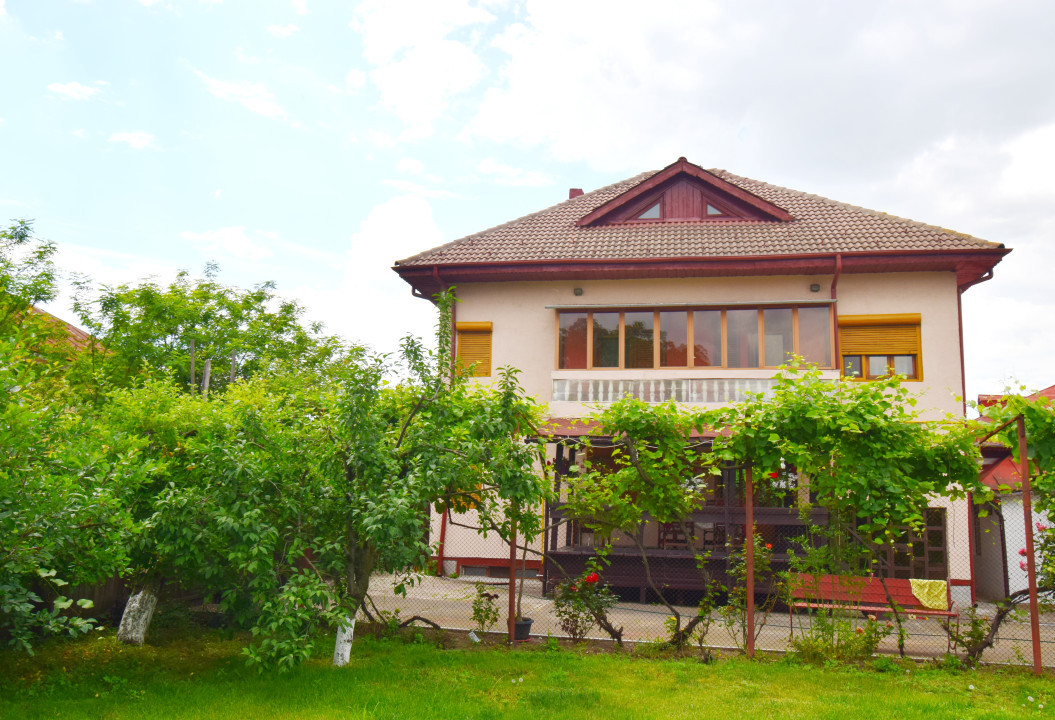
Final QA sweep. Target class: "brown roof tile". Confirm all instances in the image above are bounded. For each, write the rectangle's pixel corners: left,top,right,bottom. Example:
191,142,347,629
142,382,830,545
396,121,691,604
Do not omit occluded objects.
396,167,1002,268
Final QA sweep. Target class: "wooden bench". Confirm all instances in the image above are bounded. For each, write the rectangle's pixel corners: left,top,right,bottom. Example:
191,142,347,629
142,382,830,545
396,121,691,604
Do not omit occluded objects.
788,573,959,648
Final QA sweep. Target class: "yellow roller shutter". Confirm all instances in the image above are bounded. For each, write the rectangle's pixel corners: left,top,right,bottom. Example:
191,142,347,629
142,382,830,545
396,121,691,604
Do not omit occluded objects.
839,325,921,355
456,322,492,377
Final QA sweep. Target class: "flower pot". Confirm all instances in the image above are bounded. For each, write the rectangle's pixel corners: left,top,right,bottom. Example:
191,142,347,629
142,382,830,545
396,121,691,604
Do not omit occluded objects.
513,618,533,641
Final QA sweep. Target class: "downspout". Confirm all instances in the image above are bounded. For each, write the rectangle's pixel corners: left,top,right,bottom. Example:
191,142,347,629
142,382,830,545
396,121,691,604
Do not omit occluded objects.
957,268,994,603
957,270,994,414
830,254,843,371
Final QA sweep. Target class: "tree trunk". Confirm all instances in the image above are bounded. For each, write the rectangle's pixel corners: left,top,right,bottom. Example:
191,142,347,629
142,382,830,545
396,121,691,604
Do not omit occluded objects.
117,581,160,646
332,617,356,667
333,521,377,667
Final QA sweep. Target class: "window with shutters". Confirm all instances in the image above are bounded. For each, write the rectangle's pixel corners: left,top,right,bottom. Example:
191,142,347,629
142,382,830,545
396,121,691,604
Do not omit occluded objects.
456,322,492,377
838,314,922,381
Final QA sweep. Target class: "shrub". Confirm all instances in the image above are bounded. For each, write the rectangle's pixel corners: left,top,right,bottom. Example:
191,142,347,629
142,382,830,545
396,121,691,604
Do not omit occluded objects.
552,571,617,642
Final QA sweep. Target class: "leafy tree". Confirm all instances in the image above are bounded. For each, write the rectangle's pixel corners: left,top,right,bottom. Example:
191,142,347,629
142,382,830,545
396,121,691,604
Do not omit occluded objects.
563,397,713,643
0,221,157,650
72,266,344,397
322,296,549,667
101,293,549,668
711,361,985,543
563,361,987,648
0,220,57,313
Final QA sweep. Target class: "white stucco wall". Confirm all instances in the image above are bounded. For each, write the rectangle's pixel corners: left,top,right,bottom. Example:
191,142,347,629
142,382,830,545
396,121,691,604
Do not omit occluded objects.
453,270,964,420
443,270,971,574
1000,496,1050,596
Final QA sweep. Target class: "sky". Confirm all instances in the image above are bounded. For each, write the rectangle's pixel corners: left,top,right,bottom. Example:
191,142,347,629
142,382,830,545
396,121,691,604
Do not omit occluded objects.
1,0,1054,406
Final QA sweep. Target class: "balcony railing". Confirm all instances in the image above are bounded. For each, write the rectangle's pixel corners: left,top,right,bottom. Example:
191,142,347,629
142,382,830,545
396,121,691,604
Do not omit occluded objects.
551,377,779,404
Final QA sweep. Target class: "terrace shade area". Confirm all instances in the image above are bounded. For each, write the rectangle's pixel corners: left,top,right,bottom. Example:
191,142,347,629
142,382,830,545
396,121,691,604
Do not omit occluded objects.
540,438,951,604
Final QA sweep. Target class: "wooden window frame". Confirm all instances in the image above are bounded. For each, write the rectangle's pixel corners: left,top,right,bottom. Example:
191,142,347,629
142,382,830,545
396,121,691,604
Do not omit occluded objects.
554,305,835,371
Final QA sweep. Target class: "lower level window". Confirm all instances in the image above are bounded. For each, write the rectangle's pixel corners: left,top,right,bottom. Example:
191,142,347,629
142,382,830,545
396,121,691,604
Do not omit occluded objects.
838,314,922,381
843,354,917,379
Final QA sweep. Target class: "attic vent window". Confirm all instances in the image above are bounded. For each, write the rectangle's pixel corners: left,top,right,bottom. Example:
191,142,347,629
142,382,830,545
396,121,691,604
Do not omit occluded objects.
706,204,722,216
638,203,661,219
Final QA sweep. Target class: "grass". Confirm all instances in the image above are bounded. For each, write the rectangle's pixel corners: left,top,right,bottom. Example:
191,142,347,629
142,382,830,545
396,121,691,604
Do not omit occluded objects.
2,627,1055,719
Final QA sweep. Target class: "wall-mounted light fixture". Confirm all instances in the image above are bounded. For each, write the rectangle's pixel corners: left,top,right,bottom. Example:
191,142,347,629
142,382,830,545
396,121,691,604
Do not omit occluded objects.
573,287,583,296
809,283,821,293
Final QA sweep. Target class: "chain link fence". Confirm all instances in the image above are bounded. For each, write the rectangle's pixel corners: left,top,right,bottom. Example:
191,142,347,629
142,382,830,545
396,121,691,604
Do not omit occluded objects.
364,456,1052,668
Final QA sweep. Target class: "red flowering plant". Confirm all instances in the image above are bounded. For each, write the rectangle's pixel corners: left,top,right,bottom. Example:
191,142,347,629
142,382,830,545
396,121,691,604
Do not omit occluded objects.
717,531,784,653
551,559,621,644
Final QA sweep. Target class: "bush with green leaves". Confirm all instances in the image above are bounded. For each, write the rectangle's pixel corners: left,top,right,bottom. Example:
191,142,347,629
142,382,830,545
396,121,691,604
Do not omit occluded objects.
716,533,782,653
791,612,893,665
552,567,619,643
0,221,157,651
471,582,500,634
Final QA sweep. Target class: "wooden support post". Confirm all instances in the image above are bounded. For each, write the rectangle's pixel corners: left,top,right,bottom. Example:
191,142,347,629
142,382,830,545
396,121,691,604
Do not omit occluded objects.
1018,415,1043,676
189,338,196,394
201,358,212,398
745,464,755,659
437,510,448,577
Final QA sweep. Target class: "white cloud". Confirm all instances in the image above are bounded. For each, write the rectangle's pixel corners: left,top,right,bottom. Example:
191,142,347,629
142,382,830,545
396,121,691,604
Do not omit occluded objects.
382,179,457,199
352,0,494,65
213,188,222,199
135,0,162,6
47,81,100,100
467,1,747,170
72,128,85,138
192,68,287,119
476,157,551,187
396,157,424,175
351,0,494,139
292,195,443,351
292,0,307,15
1000,123,1055,199
345,67,366,91
268,23,298,38
0,1,6,18
54,30,64,41
108,131,157,149
180,227,274,261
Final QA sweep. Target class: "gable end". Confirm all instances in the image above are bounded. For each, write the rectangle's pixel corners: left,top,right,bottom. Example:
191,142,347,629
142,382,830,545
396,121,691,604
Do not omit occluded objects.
577,157,794,227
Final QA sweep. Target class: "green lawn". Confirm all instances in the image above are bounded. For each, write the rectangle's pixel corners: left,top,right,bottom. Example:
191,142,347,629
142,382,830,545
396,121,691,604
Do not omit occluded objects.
2,628,1053,719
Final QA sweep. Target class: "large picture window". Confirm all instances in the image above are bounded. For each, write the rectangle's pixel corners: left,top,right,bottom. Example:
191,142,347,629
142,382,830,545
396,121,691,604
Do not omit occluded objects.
556,305,833,370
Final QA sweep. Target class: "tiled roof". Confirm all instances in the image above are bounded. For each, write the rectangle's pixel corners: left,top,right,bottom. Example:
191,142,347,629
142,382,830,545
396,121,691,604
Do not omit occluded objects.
29,306,93,350
396,168,1002,268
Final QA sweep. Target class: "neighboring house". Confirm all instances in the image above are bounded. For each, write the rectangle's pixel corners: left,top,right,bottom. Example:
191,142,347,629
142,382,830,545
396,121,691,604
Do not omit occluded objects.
974,385,1055,601
393,157,1009,606
28,306,93,351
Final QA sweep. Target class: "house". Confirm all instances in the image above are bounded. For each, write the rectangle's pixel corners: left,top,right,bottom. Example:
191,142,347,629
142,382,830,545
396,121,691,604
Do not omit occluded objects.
973,385,1055,601
393,157,1009,606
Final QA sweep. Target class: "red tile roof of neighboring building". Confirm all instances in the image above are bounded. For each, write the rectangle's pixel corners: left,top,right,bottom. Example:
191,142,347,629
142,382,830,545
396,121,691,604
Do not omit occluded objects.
29,306,93,350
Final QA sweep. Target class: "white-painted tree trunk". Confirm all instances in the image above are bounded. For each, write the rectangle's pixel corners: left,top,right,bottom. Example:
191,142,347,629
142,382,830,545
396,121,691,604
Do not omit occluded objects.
332,617,356,667
117,588,158,646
